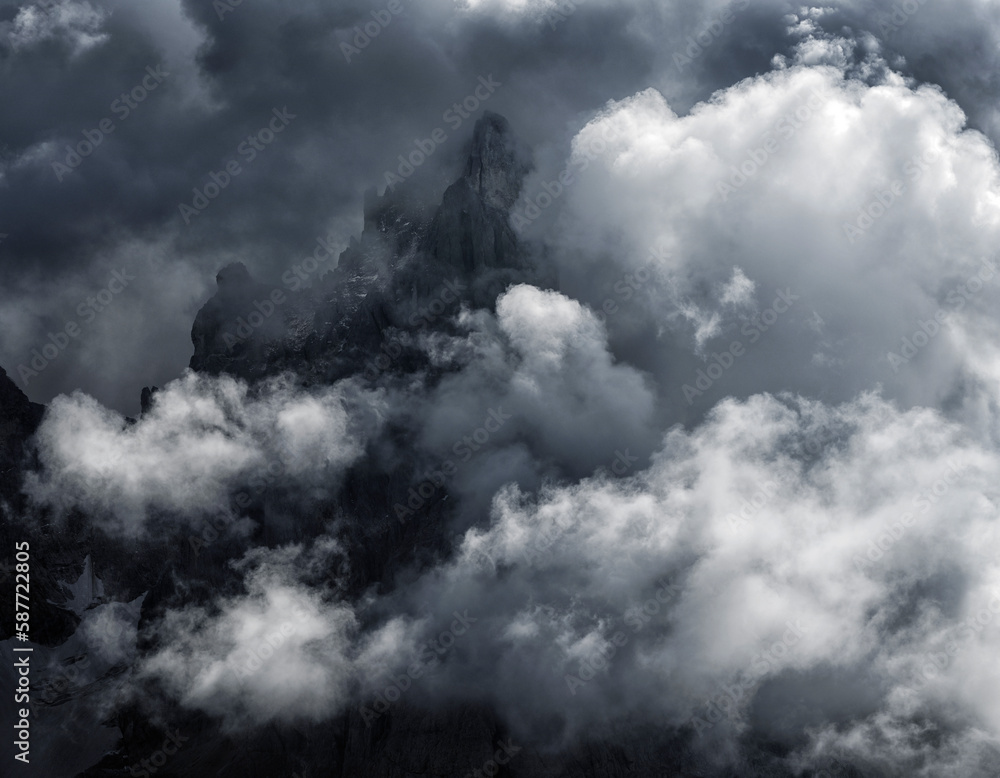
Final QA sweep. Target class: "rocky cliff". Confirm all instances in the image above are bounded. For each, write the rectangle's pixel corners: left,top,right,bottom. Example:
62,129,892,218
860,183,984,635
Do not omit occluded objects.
0,363,44,502
188,110,534,388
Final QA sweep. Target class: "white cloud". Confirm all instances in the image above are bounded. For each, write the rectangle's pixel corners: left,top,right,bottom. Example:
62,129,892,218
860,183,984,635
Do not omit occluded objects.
139,543,360,729
25,371,382,536
532,44,1000,422
5,0,110,56
388,391,1000,773
21,9,1000,775
407,283,658,512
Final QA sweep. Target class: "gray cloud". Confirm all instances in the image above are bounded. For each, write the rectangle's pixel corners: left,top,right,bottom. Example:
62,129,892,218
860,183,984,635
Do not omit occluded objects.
25,371,382,535
128,390,1000,774
12,2,1000,774
6,0,1000,414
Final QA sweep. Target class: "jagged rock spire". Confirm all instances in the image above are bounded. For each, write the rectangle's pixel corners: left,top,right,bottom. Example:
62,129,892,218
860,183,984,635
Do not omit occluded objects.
463,111,532,211
421,112,532,274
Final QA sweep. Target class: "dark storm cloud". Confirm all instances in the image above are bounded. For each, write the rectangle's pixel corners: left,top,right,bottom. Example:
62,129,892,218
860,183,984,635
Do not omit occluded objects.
0,0,668,411
20,13,1000,767
6,0,1000,413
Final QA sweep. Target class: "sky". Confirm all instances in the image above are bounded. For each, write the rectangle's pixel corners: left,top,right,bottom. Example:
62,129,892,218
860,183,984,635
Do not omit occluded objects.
5,0,1000,413
10,1,1000,775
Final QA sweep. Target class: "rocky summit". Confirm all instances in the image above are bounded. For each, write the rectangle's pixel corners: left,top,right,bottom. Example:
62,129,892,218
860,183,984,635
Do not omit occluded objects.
189,111,536,387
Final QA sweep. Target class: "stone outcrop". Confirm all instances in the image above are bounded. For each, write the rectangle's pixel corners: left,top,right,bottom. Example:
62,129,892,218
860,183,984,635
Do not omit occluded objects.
0,364,44,501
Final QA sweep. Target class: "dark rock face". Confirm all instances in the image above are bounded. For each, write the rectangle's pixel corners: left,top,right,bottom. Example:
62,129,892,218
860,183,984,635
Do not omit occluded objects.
423,176,520,273
0,368,87,674
0,364,44,502
422,111,531,277
188,112,536,387
0,366,47,636
139,386,158,416
188,261,298,378
464,111,532,212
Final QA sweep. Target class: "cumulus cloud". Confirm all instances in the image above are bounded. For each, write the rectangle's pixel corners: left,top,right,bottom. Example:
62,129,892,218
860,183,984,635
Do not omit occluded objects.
378,392,1000,774
134,390,1000,774
17,3,1000,775
25,371,382,536
535,36,1000,428
378,283,660,528
420,285,655,463
5,0,110,55
80,598,143,664
137,538,446,732
138,541,360,729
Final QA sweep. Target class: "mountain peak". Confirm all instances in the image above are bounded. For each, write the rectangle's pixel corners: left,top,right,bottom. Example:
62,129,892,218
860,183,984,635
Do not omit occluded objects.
216,262,254,293
463,111,531,211
415,112,532,277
